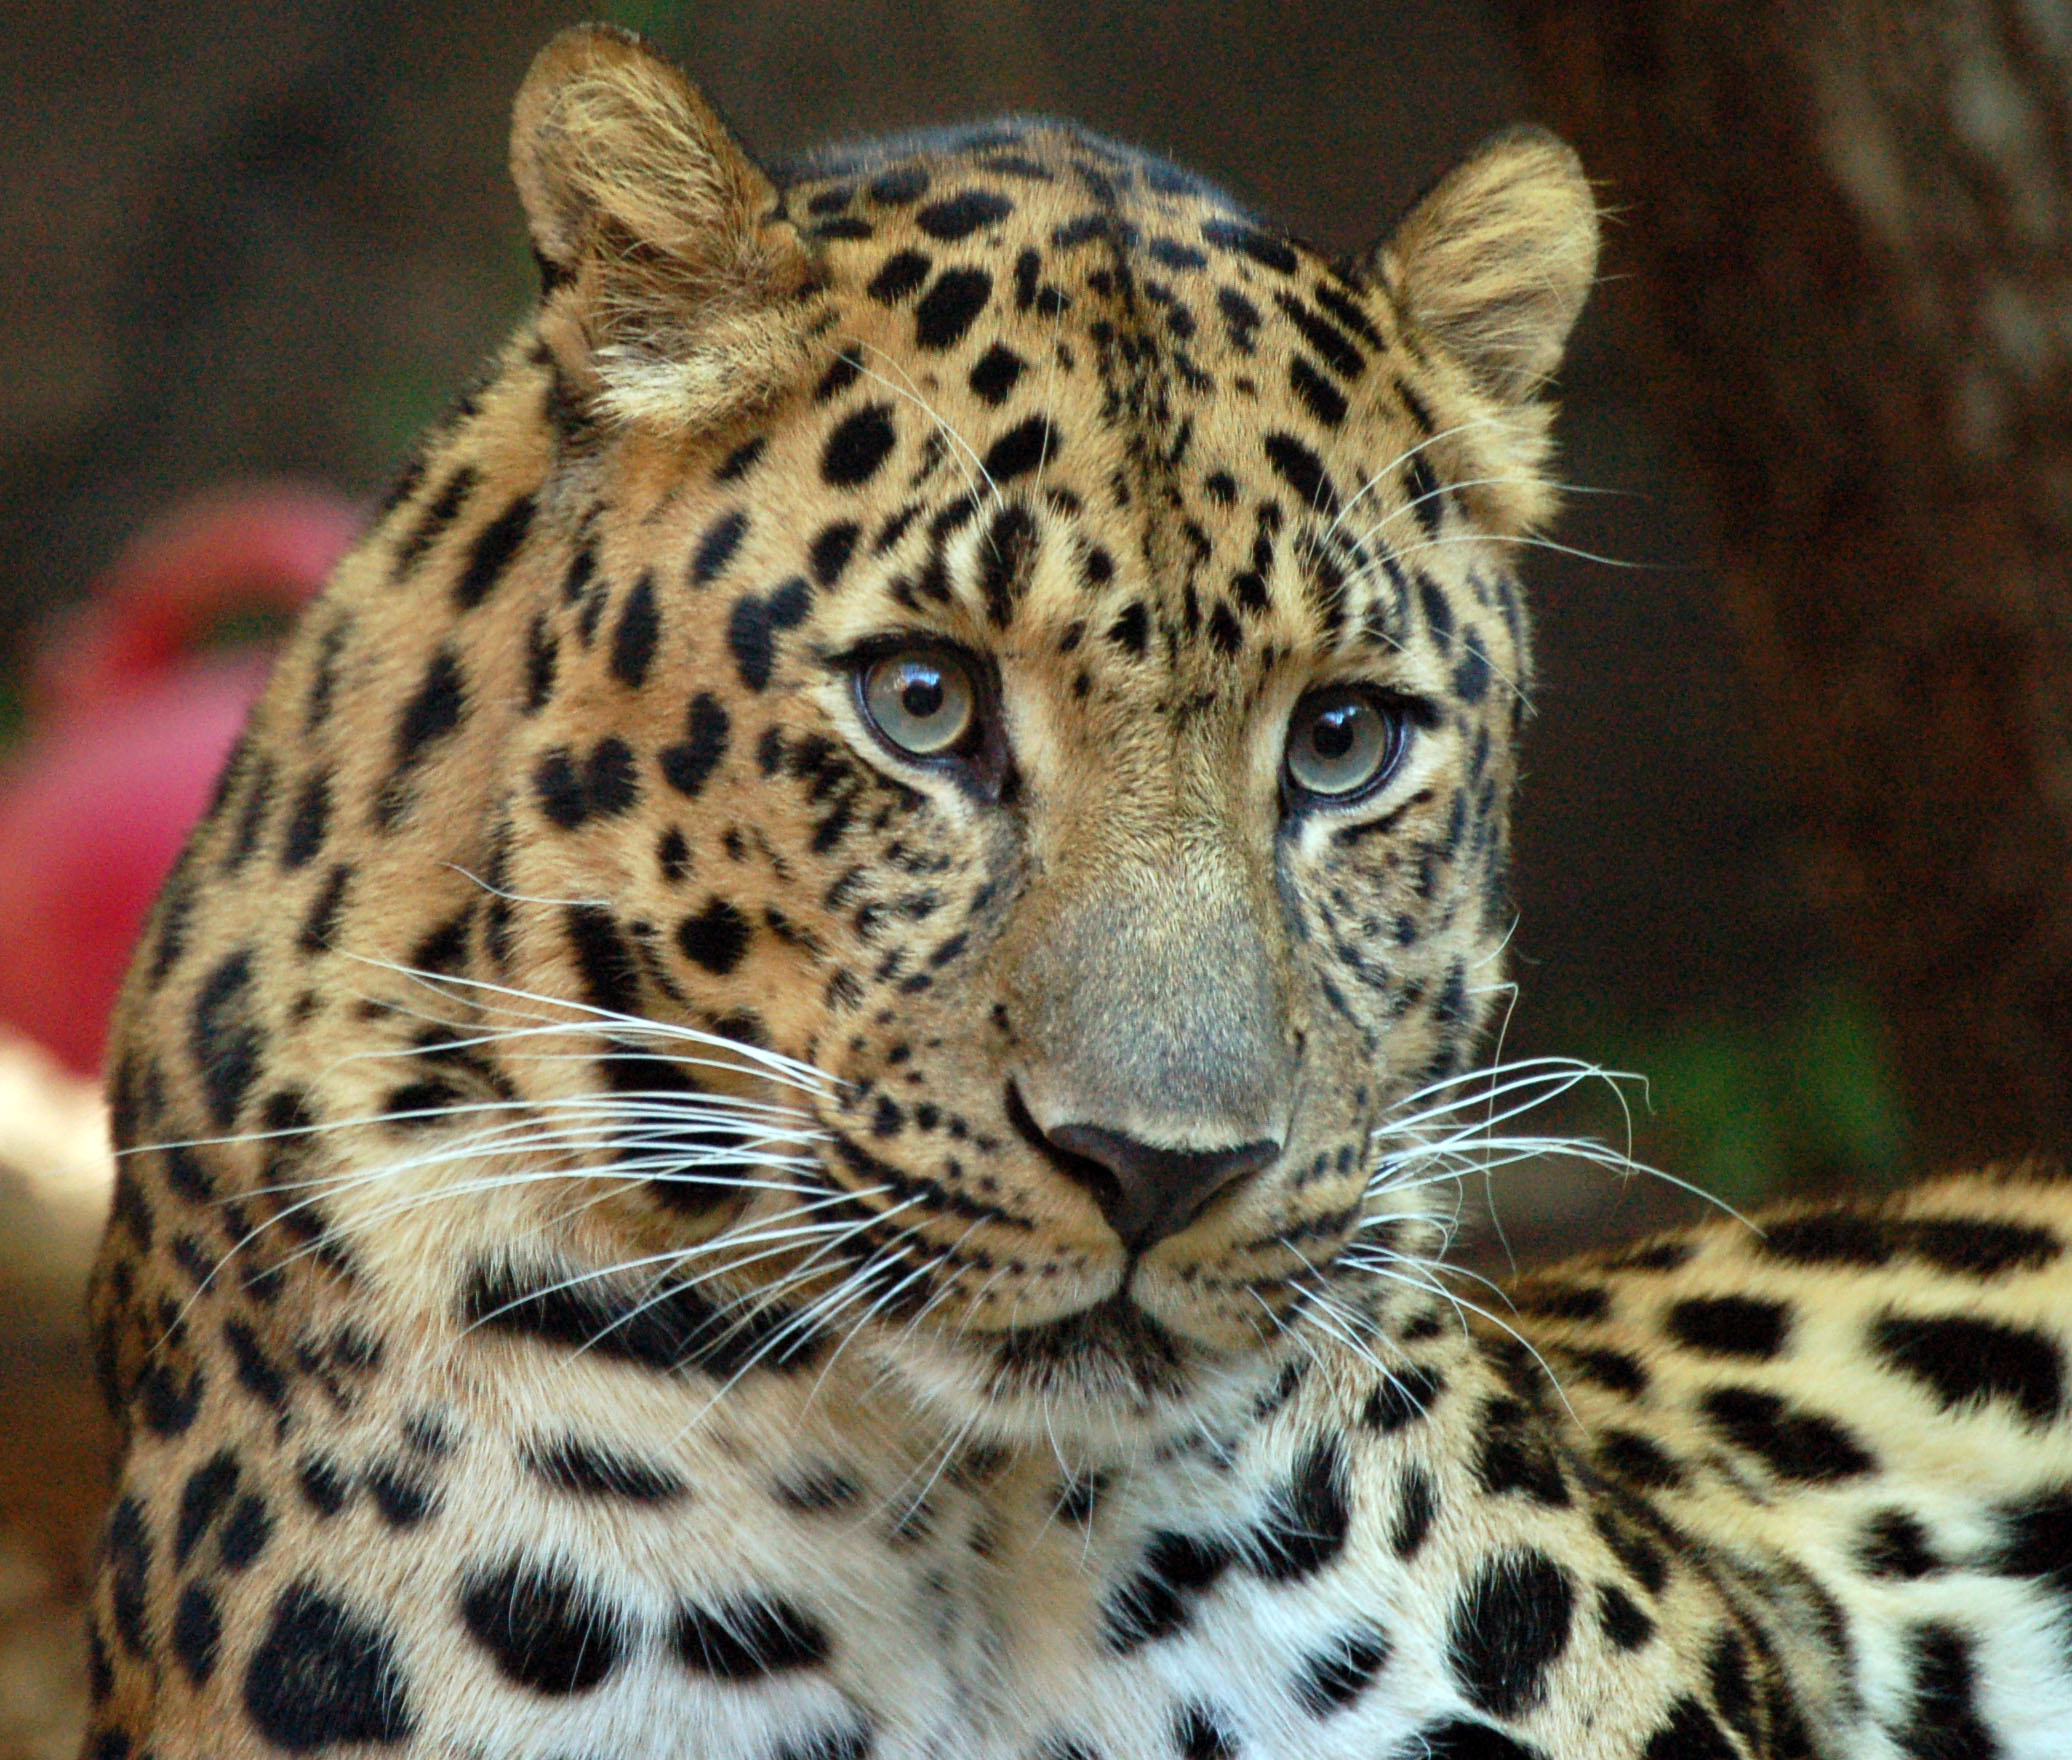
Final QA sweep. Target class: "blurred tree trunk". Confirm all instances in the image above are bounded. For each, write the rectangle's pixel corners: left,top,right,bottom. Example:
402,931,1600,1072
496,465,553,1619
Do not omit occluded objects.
1506,0,2072,1171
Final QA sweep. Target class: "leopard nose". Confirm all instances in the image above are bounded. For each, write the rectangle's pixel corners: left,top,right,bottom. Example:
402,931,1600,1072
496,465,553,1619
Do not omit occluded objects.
1042,1121,1279,1253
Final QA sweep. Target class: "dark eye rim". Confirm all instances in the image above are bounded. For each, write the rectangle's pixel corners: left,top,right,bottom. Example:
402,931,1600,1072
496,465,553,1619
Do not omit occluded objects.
841,634,1014,802
1280,683,1428,813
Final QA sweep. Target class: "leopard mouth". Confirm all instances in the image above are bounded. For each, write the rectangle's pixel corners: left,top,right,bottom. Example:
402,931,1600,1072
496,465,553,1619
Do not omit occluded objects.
985,1292,1190,1402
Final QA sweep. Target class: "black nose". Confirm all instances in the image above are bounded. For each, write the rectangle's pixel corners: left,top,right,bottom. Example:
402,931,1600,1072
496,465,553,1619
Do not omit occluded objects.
1002,1082,1275,1251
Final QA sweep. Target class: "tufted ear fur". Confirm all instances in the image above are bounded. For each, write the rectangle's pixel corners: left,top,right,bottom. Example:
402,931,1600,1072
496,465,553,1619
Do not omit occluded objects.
511,25,822,430
1370,128,1598,403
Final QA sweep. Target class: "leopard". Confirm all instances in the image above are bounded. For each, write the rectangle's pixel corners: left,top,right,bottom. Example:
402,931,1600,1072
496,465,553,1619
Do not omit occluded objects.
80,22,2072,1760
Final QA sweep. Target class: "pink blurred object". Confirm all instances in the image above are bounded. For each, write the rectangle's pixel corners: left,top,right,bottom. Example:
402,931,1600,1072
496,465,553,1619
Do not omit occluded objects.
0,486,360,1076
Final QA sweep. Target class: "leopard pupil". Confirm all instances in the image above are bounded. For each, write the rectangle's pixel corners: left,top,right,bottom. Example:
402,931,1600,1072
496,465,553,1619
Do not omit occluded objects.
904,675,945,718
1313,708,1356,759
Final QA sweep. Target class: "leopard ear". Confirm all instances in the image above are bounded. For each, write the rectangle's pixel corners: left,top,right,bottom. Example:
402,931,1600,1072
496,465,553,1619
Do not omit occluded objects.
1369,128,1598,403
510,25,822,429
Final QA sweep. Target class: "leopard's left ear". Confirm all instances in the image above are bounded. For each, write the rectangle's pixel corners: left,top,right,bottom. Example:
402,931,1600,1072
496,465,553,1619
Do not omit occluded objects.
511,25,822,429
1369,128,1599,403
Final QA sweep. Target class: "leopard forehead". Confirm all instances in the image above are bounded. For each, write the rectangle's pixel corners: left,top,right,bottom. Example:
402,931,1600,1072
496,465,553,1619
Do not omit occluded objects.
585,117,1525,704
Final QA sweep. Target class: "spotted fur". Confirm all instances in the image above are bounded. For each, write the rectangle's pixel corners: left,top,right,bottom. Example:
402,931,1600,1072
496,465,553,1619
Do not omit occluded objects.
83,25,2072,1760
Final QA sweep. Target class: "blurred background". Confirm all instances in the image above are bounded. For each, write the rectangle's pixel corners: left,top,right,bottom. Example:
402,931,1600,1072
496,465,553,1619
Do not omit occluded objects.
5,3,2070,1753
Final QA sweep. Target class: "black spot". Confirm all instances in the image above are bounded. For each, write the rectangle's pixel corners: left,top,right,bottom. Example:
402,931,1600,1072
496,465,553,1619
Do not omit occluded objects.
394,464,477,573
219,1493,274,1570
1109,601,1149,655
1173,1702,1236,1760
1292,1626,1390,1716
869,164,929,205
914,267,994,351
867,249,931,303
280,772,330,869
968,342,1026,404
982,416,1060,481
461,1557,623,1694
1987,1484,2072,1597
1451,631,1490,703
534,737,640,829
298,1456,351,1517
1872,1310,2063,1424
727,576,813,691
1591,1506,1670,1597
611,572,661,688
675,1594,830,1676
365,1461,437,1527
392,647,465,765
1858,1508,1941,1579
1447,1550,1574,1717
678,897,752,975
564,904,641,1016
1759,1211,1890,1267
1474,1397,1569,1506
1596,1429,1684,1490
1598,1583,1654,1650
1413,1722,1547,1760
692,508,750,585
1707,1628,1758,1751
299,862,350,954
523,612,559,712
243,1582,415,1750
1898,1623,1996,1759
1274,294,1364,381
979,502,1039,626
1200,217,1298,273
1289,357,1347,426
106,1497,152,1658
1639,1699,1736,1760
191,949,262,1129
816,348,863,401
1511,1281,1607,1322
1701,1385,1875,1482
715,437,765,481
1251,1440,1351,1582
172,1581,222,1685
175,1450,241,1566
776,1464,864,1513
810,521,861,587
1390,1465,1438,1559
1667,1295,1792,1360
823,403,898,487
1263,433,1340,516
657,826,692,883
916,190,1013,240
1904,1214,2061,1277
661,693,731,797
1103,1530,1234,1653
1562,1347,1649,1397
527,1435,686,1503
453,493,536,609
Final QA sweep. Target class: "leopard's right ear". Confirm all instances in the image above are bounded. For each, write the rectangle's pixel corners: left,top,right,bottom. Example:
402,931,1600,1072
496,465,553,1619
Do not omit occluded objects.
510,26,823,429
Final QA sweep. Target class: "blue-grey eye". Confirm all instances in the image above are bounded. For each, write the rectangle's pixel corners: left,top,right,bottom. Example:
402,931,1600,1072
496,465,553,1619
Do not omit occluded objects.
1284,687,1405,802
860,649,978,757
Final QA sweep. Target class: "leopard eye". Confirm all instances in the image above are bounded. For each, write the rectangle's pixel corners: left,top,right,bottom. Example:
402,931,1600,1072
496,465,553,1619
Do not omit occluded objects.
1283,686,1406,805
859,647,979,759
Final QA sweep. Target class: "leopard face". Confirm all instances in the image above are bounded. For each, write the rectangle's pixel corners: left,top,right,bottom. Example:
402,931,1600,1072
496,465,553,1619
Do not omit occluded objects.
102,26,1596,1460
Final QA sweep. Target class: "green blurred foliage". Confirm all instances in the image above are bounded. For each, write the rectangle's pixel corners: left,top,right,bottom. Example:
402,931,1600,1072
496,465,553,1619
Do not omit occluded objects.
1587,980,1911,1205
